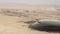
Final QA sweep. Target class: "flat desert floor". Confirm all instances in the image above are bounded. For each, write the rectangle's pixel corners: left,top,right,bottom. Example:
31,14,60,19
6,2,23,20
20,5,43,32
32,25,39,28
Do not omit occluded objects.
0,6,60,34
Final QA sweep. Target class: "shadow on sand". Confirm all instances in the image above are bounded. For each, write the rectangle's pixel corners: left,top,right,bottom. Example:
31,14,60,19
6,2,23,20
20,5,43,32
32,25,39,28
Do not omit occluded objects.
38,28,60,33
29,26,60,33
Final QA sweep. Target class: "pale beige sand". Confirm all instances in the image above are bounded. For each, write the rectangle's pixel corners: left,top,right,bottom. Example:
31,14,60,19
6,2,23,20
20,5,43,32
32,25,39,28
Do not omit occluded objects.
0,14,48,34
0,14,59,34
0,6,60,34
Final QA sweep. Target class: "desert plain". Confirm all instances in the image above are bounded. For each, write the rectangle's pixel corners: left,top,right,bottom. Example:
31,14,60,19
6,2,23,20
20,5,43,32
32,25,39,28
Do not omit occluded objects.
0,6,60,34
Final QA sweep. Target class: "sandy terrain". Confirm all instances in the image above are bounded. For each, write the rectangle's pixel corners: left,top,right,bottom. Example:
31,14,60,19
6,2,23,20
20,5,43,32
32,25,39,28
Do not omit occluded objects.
0,6,60,34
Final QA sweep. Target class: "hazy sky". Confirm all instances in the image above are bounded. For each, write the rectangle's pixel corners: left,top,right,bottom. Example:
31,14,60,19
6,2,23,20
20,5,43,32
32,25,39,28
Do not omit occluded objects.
0,0,60,6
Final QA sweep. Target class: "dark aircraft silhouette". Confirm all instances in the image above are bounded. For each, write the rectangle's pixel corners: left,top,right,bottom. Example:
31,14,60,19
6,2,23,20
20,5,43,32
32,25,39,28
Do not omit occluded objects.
29,19,60,31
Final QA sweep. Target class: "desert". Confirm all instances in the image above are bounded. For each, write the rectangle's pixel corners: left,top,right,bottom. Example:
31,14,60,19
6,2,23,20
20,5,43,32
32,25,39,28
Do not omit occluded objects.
0,6,60,34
